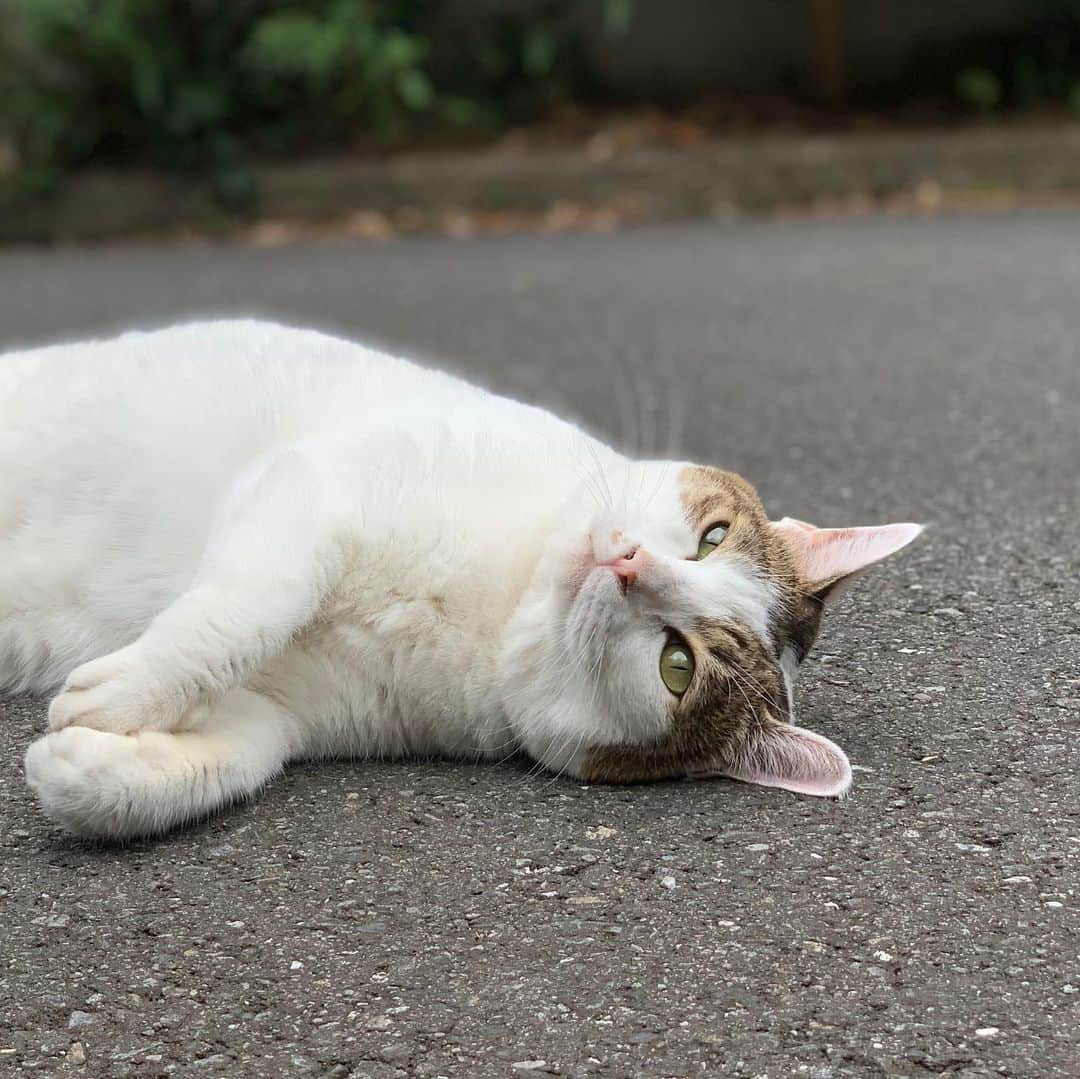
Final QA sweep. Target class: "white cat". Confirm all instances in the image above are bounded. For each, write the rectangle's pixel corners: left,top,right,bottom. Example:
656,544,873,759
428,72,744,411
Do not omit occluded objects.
2,320,921,838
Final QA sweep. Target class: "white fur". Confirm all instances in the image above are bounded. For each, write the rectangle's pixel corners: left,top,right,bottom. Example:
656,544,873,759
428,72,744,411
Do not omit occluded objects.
4,321,830,837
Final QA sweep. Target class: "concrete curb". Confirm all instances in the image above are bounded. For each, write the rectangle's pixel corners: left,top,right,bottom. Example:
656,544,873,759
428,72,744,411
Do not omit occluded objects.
3,122,1080,244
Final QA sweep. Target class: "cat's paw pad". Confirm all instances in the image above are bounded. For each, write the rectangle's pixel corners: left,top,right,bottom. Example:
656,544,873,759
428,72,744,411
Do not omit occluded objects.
49,646,182,735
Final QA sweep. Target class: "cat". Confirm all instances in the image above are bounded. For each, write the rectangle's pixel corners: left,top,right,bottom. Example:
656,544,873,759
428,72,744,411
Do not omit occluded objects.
2,320,922,839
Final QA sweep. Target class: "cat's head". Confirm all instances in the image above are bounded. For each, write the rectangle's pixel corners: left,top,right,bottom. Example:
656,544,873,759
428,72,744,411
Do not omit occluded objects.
497,461,922,796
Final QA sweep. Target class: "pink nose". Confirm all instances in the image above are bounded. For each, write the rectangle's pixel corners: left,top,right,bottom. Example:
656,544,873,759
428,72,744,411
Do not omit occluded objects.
600,547,646,590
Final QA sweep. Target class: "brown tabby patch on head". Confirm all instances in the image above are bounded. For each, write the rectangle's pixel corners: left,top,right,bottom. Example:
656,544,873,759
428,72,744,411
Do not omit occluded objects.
581,616,788,783
579,466,827,784
678,464,794,586
679,464,826,659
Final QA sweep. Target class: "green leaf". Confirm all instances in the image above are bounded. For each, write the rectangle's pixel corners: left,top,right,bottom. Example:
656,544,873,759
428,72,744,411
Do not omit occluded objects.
396,68,433,111
131,46,165,117
17,0,90,45
247,13,347,84
166,81,227,137
521,28,556,77
954,67,1002,112
380,30,429,70
603,0,633,34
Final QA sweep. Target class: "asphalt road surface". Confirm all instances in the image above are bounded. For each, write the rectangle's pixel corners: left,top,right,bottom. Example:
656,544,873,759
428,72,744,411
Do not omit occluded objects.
1,214,1078,1078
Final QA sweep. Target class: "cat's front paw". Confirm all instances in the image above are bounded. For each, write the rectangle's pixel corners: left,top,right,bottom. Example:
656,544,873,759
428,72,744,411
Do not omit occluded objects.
25,726,170,838
48,645,185,735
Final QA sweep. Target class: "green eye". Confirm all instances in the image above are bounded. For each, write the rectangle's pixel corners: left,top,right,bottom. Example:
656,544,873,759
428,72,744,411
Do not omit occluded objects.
660,637,695,696
696,523,728,559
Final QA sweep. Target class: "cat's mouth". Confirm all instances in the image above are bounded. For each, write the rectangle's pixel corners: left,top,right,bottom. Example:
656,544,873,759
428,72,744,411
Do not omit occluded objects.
563,569,621,671
568,533,645,600
568,559,632,605
568,562,624,607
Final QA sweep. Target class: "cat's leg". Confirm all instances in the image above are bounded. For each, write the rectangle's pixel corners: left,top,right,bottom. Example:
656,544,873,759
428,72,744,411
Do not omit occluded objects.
25,686,302,839
47,447,346,736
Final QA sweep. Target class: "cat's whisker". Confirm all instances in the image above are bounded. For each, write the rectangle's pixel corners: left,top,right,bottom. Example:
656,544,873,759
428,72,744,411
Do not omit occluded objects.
639,458,672,515
585,638,607,721
520,727,567,784
616,341,653,463
725,668,758,720
610,350,644,459
583,440,615,509
721,656,773,704
726,663,780,713
535,723,590,793
483,722,526,759
661,352,688,461
572,452,609,511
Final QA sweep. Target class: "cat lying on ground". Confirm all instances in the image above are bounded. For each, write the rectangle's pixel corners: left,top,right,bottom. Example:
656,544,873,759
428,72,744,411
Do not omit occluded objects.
1,320,921,839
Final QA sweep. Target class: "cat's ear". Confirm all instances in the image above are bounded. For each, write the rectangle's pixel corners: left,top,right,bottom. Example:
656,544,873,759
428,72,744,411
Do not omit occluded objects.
774,518,923,604
722,720,851,798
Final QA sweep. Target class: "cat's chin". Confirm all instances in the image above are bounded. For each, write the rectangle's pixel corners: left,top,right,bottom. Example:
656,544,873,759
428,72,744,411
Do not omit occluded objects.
495,529,673,777
496,659,674,782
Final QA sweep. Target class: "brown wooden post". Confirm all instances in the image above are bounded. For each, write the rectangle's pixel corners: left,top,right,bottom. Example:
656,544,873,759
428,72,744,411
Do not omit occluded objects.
809,0,847,104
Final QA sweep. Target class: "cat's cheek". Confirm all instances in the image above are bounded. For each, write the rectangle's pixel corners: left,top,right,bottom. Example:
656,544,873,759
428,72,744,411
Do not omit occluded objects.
541,530,597,607
576,742,687,785
563,534,599,601
541,739,591,781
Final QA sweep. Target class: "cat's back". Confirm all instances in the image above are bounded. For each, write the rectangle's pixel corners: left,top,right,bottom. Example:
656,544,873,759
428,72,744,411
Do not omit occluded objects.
2,319,424,571
2,319,484,502
1,318,443,440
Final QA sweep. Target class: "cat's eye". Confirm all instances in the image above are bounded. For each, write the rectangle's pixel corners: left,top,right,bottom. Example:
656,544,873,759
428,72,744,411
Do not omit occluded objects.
659,636,695,696
696,523,728,560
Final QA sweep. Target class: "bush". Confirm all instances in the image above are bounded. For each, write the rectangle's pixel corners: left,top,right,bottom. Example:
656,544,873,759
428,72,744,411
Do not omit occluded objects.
954,0,1080,113
0,0,447,204
0,0,630,204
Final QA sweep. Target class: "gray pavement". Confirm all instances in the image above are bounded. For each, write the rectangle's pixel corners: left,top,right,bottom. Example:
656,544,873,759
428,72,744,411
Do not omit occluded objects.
1,214,1078,1077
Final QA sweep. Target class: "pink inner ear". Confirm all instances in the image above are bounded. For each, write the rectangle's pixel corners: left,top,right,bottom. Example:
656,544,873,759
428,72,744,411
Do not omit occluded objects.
776,519,923,586
725,724,852,798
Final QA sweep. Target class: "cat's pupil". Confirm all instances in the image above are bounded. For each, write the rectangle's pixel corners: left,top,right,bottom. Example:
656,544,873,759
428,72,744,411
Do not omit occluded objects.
660,638,695,695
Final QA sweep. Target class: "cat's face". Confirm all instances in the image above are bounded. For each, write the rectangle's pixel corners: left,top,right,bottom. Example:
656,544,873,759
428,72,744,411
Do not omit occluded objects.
498,461,921,796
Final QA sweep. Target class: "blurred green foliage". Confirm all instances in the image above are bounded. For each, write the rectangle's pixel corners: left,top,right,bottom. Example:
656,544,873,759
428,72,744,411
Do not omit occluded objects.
954,0,1080,113
0,0,628,204
5,0,1080,207
0,0,443,203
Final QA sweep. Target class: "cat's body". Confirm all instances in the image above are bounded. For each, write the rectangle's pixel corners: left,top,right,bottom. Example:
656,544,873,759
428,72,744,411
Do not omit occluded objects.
3,321,575,704
3,321,921,838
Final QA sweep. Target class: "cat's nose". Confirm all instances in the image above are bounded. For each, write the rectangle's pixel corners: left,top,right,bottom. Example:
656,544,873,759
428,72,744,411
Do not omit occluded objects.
599,547,649,592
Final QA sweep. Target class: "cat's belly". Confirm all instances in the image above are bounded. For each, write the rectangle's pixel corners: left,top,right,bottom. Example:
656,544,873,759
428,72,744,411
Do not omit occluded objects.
246,453,575,762
254,607,512,763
